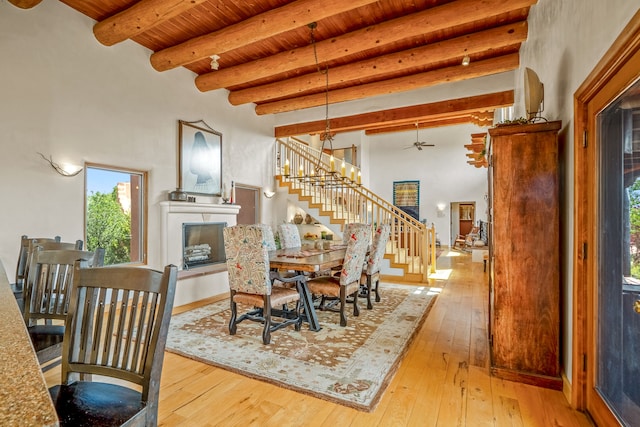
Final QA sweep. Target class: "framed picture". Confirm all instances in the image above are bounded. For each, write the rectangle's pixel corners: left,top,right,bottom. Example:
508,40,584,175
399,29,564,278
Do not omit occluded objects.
178,120,222,196
393,180,420,220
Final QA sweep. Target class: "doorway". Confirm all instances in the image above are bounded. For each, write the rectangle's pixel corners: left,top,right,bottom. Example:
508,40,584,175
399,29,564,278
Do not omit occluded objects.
574,12,640,426
450,201,475,245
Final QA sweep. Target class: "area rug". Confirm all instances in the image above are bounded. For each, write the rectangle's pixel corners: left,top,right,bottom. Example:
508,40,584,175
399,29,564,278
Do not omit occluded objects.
165,282,438,412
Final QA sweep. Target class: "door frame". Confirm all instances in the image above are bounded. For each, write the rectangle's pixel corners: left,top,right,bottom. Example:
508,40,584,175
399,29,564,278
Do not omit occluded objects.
573,10,640,424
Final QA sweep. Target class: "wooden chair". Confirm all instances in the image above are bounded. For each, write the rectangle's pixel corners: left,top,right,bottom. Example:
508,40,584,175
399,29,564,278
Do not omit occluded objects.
307,223,369,326
360,223,391,308
278,223,301,249
19,239,84,315
23,247,104,370
49,262,178,427
11,235,61,302
223,225,304,344
453,226,480,251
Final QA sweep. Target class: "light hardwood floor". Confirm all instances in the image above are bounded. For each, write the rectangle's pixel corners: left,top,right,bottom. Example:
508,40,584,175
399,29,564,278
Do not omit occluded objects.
44,250,593,426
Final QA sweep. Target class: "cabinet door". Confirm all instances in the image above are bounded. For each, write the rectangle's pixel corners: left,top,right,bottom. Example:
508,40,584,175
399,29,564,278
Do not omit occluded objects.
489,123,561,386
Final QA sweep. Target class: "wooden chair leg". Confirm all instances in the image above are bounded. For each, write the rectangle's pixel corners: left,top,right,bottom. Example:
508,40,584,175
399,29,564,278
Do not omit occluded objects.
262,295,271,345
229,292,238,335
373,276,381,302
365,275,373,309
339,287,347,327
353,287,360,318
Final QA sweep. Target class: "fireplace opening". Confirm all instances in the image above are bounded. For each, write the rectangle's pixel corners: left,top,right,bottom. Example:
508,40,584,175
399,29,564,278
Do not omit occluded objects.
182,222,226,269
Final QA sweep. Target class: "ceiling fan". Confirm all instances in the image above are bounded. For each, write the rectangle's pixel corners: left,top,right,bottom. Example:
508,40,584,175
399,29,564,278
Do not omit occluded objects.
403,123,435,150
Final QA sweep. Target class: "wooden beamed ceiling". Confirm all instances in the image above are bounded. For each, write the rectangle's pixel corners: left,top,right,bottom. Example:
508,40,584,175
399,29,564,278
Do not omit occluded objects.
10,0,536,136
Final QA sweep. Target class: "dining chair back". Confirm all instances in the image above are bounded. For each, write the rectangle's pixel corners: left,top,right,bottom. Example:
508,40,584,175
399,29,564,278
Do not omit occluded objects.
49,262,177,427
223,225,304,344
307,223,369,326
278,223,301,248
362,223,391,307
14,235,61,292
23,247,104,369
255,224,277,251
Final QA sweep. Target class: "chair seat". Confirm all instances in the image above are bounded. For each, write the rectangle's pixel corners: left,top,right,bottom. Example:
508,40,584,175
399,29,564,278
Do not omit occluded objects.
233,286,300,307
307,276,359,297
50,382,146,427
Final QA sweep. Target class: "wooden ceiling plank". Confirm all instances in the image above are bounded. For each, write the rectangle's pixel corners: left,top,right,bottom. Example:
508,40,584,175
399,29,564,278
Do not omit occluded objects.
228,21,528,105
8,0,42,8
259,53,519,115
150,0,380,71
93,0,210,46
194,0,537,90
274,90,514,137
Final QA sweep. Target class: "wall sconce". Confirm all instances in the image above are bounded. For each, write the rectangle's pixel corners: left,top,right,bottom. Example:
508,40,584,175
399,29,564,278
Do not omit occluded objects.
461,54,470,66
263,190,276,199
38,152,83,177
436,202,447,217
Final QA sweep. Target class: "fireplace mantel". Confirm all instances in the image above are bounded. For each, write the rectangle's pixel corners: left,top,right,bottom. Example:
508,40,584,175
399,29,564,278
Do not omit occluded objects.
159,201,240,307
159,201,240,271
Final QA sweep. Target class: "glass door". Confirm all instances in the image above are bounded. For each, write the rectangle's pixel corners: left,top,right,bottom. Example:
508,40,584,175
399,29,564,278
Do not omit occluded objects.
596,78,640,426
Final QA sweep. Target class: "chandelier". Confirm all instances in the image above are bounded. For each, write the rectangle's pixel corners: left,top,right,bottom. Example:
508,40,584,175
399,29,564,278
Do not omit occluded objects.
282,22,361,187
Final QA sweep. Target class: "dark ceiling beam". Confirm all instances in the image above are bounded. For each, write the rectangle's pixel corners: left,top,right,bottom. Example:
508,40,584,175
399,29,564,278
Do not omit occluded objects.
228,21,527,106
93,0,209,46
150,0,380,71
195,0,537,91
259,53,519,115
274,90,514,137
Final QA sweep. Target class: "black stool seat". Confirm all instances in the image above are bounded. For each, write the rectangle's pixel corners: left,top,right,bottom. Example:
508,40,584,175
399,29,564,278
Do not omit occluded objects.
50,382,146,427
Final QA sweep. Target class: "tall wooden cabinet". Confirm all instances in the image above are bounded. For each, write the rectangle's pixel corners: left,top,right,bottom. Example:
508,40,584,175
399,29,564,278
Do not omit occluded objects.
487,121,562,390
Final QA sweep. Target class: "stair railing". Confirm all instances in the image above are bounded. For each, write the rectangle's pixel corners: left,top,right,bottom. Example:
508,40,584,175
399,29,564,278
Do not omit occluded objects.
276,137,433,280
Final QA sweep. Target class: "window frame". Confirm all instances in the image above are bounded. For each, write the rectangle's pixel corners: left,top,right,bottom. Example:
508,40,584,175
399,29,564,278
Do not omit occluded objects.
84,162,148,266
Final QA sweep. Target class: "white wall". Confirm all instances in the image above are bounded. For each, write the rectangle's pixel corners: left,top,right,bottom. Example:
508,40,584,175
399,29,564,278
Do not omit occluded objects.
0,1,278,289
367,123,489,245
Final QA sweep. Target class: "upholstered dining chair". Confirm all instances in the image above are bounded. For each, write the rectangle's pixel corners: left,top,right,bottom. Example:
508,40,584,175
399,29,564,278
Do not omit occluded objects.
360,223,391,308
49,262,177,427
307,223,369,327
255,224,277,251
278,223,302,249
223,225,305,344
23,247,104,370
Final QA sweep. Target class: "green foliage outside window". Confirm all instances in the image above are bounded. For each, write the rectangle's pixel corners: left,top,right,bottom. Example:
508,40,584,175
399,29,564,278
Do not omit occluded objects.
86,187,131,265
630,179,640,279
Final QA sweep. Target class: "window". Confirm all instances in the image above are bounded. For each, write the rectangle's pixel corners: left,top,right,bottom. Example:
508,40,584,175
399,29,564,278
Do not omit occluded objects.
85,164,147,266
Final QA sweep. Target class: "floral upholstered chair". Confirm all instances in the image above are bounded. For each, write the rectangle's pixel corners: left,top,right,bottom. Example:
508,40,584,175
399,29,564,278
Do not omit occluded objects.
361,223,391,308
255,224,277,251
307,223,369,327
223,225,305,344
278,223,301,249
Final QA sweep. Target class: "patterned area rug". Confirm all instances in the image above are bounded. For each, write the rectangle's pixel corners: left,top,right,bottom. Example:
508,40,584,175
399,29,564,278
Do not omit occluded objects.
166,282,438,412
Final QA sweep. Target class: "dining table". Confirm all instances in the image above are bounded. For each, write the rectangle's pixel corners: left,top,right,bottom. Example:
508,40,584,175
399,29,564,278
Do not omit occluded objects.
268,243,347,332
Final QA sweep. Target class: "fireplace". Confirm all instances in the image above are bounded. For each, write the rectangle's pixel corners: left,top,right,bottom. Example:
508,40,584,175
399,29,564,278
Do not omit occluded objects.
182,222,226,269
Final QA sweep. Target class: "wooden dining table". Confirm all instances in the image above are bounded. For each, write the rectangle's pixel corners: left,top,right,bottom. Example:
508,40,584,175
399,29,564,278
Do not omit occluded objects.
268,244,347,332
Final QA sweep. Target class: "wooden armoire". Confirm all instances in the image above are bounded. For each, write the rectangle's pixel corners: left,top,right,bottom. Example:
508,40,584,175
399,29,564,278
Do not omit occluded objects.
487,120,562,390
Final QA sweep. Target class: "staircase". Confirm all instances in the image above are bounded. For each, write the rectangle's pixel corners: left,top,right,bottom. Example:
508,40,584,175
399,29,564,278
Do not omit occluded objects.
275,137,437,283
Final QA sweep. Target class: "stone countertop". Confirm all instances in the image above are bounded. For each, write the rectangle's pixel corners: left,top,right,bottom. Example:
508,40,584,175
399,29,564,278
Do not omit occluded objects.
0,260,58,426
